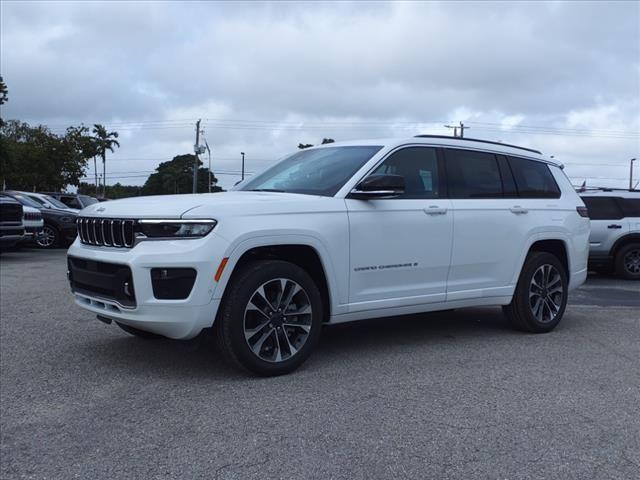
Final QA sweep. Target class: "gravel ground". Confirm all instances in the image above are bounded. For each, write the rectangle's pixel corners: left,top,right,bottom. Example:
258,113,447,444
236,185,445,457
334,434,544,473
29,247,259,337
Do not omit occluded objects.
1,248,639,479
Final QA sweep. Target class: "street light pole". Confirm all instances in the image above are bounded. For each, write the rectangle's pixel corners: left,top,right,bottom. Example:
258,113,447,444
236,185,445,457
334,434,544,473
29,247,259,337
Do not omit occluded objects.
241,152,245,181
630,158,637,191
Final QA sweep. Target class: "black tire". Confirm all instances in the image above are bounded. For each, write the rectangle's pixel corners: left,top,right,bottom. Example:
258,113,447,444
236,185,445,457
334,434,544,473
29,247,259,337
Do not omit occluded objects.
503,251,568,333
614,243,640,280
35,224,59,249
215,260,323,376
116,322,163,339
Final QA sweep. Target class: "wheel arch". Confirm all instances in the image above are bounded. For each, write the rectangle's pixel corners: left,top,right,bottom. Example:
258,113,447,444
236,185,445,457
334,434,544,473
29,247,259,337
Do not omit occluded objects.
215,238,336,321
528,239,569,276
610,233,640,257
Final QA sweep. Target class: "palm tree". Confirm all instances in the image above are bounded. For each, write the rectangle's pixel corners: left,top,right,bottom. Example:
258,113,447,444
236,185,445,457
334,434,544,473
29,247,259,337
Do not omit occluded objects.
92,124,120,198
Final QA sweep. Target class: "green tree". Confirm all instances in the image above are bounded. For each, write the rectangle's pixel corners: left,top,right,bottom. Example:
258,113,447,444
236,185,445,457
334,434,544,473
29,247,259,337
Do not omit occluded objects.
0,120,92,190
298,138,335,149
141,154,223,195
92,124,120,198
0,75,7,105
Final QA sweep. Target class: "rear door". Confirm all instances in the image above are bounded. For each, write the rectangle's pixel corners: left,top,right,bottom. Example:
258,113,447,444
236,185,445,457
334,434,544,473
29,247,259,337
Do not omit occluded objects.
581,196,625,255
445,149,530,300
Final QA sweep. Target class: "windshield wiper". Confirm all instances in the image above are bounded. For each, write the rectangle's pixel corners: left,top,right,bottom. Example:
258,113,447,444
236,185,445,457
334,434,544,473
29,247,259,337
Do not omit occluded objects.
247,188,286,193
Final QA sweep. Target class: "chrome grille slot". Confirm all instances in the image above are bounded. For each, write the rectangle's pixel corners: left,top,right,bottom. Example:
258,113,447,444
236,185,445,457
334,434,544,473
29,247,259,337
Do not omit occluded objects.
77,217,137,248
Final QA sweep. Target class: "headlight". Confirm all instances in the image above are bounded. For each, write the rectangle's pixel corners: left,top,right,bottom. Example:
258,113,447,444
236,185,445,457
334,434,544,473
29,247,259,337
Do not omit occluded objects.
137,219,216,239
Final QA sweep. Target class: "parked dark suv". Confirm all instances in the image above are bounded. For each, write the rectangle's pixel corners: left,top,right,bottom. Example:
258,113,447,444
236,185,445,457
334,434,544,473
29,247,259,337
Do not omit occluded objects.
42,192,99,210
0,195,25,251
3,191,78,249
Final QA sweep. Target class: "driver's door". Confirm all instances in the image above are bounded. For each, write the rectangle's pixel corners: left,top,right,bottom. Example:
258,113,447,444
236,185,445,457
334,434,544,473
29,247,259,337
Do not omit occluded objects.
346,146,453,311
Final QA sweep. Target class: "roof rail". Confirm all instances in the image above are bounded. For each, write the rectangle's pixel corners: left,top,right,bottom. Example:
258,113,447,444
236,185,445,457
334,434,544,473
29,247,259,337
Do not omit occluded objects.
413,135,542,155
576,186,639,193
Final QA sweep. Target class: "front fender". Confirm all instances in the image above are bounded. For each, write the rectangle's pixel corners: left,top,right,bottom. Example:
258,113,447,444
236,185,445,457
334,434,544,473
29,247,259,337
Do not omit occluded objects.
211,231,348,316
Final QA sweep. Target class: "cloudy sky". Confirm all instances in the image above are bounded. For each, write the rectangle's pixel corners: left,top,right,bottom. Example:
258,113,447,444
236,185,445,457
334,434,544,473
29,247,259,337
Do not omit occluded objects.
2,0,639,190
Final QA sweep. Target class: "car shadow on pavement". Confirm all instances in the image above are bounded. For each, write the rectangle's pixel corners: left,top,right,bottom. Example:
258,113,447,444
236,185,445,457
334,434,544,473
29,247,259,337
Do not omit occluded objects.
77,307,519,380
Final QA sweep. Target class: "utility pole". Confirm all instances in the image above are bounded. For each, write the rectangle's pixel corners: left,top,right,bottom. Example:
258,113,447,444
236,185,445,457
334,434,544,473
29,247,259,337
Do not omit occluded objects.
630,158,637,191
241,152,245,181
193,119,201,193
204,138,212,193
444,124,458,137
458,121,469,138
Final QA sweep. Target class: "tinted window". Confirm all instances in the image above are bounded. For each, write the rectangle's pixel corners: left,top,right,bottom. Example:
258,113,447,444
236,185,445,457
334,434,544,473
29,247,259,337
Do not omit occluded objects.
60,196,82,208
497,155,518,197
508,156,561,198
618,198,640,218
371,147,439,199
79,195,98,206
240,146,383,197
445,149,503,198
581,197,623,220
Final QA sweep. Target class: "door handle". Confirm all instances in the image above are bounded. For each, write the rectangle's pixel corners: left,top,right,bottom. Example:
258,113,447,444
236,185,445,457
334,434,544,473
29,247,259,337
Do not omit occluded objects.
424,206,447,215
607,224,622,229
510,206,528,214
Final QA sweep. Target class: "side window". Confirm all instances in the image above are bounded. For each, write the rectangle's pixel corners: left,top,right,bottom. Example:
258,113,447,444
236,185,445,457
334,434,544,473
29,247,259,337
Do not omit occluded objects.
508,156,561,198
581,197,623,220
372,147,440,199
444,149,503,198
618,198,640,218
61,196,82,209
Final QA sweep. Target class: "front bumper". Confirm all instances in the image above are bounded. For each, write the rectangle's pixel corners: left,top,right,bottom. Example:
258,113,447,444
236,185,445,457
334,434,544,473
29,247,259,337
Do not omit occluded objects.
67,234,230,339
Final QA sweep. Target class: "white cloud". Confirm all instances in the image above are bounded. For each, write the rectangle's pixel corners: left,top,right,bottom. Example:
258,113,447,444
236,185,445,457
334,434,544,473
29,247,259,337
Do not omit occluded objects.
1,0,639,189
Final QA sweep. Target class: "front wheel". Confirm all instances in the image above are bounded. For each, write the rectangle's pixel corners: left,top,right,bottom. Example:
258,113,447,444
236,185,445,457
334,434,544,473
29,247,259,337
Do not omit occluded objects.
215,260,323,376
35,224,59,249
503,252,568,333
615,243,640,280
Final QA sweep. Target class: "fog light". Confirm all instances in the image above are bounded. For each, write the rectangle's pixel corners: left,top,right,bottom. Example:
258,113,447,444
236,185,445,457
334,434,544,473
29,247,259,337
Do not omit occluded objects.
150,268,197,300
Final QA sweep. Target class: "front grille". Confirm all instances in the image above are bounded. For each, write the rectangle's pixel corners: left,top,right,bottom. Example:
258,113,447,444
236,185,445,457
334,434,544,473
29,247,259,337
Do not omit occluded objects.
77,217,136,248
24,212,42,221
68,256,136,307
1,204,22,222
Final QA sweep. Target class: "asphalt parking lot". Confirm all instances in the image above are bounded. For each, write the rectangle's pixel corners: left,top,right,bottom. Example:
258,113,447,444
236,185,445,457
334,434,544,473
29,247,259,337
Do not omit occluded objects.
1,249,639,479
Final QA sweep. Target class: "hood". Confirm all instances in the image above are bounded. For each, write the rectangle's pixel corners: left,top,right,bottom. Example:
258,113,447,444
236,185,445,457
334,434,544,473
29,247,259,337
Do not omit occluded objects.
79,191,340,219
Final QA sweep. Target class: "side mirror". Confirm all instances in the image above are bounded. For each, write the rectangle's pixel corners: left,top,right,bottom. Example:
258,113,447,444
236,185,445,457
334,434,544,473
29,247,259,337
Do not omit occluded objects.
350,174,405,199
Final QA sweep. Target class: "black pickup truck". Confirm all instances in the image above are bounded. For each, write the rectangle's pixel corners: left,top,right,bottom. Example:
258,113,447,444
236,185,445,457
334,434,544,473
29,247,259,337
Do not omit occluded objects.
0,194,25,251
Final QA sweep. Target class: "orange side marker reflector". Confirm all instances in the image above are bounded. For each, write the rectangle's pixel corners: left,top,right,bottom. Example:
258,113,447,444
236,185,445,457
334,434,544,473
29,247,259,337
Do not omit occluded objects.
214,257,229,282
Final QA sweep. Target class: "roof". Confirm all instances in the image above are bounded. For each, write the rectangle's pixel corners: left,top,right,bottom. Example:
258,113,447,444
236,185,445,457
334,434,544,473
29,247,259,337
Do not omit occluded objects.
313,136,560,167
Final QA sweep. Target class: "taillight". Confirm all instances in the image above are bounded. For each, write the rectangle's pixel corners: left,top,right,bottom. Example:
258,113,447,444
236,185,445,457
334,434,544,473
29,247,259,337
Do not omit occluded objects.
576,206,589,218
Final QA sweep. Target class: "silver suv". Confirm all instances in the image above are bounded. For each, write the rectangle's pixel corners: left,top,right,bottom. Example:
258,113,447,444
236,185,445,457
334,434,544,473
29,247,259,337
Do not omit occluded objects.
580,189,640,279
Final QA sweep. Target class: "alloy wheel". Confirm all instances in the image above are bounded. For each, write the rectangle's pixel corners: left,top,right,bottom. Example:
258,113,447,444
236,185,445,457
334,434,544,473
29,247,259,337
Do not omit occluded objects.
529,264,563,323
36,226,56,248
623,249,640,275
243,278,313,363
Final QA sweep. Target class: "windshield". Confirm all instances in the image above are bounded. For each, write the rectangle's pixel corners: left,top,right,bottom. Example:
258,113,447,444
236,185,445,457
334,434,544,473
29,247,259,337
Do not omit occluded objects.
10,194,42,209
238,146,383,196
43,195,70,209
79,195,99,206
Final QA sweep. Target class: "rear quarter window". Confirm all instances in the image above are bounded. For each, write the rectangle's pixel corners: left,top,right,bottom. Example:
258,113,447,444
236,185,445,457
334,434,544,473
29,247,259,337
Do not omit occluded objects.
581,196,624,220
508,156,561,198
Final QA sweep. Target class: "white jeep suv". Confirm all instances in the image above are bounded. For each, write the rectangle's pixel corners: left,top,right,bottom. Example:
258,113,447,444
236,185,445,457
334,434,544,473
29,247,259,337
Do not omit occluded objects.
580,189,640,279
67,136,590,375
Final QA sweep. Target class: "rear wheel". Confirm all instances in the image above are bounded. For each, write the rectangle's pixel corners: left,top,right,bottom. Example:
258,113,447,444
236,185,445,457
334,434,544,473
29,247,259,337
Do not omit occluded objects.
615,243,640,280
215,260,323,376
35,224,59,249
503,251,568,333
